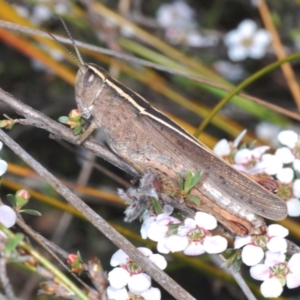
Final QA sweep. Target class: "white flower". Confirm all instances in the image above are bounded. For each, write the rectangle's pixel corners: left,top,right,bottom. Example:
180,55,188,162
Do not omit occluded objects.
224,19,271,61
235,224,288,266
156,1,195,29
250,251,300,298
176,212,227,256
108,248,164,298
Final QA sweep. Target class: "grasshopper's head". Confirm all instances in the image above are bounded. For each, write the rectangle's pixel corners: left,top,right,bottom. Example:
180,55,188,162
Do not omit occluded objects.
75,63,109,119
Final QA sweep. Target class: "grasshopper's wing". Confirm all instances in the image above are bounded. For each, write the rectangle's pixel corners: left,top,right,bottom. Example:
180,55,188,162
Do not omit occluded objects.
140,111,287,221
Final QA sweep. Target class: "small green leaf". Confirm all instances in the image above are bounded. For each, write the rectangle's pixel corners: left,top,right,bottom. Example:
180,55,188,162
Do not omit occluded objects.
6,194,16,207
232,258,242,272
177,173,184,190
188,171,202,190
183,171,193,194
58,116,69,124
20,209,42,216
73,126,82,135
186,194,201,204
5,233,24,255
152,198,163,214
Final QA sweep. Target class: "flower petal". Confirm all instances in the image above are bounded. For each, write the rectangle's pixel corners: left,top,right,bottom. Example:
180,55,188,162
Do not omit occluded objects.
288,253,300,274
261,154,283,175
110,249,129,267
138,247,153,257
260,278,283,298
238,19,257,37
0,160,7,176
0,205,16,228
203,236,228,254
140,287,161,300
287,198,300,217
293,159,300,173
242,245,264,266
165,235,188,253
277,130,298,148
234,148,252,164
233,130,247,148
293,179,300,198
213,139,230,157
106,286,129,300
275,147,294,164
267,237,287,253
276,167,294,184
267,224,289,238
157,239,170,254
194,212,217,230
234,236,252,249
228,45,248,61
286,273,300,289
250,264,270,280
264,251,285,267
108,268,130,289
183,242,205,256
149,254,167,270
128,273,151,293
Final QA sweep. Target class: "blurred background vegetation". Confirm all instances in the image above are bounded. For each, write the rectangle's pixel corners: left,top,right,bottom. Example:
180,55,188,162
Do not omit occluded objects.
1,0,300,299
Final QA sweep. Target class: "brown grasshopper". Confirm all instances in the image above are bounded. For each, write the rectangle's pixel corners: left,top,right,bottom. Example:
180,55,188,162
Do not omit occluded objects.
72,60,287,237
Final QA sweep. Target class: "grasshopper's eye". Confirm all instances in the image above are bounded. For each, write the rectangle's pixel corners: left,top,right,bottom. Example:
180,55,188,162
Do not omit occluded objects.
83,69,97,87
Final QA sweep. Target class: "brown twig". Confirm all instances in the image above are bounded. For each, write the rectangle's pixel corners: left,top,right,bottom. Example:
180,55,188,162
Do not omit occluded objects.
258,0,300,110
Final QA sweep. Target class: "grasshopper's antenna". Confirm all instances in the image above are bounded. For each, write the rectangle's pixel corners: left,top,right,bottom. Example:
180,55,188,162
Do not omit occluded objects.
59,17,84,66
47,30,81,67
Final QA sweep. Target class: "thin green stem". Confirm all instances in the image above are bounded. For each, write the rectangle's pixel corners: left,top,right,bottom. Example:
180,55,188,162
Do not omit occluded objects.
0,224,89,300
194,52,300,137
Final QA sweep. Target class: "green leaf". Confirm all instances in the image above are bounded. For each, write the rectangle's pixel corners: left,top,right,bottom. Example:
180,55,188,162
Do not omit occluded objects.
152,198,163,214
6,194,16,207
5,233,24,255
188,171,202,190
183,171,193,194
73,126,82,135
177,173,184,190
58,116,69,124
186,194,201,204
184,171,202,194
20,209,42,216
